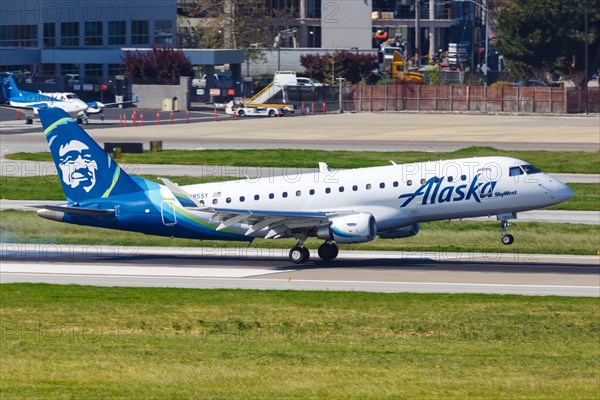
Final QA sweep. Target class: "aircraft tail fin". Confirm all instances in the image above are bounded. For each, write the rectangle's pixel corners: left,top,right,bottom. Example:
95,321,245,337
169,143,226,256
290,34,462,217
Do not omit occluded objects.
1,73,23,100
39,108,144,204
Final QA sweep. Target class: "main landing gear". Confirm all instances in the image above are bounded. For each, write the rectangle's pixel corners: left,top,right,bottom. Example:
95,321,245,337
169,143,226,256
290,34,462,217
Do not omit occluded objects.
288,241,340,264
500,220,514,245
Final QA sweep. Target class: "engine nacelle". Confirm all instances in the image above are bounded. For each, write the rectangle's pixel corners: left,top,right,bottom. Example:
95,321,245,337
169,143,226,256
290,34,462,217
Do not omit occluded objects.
317,212,377,244
378,224,420,239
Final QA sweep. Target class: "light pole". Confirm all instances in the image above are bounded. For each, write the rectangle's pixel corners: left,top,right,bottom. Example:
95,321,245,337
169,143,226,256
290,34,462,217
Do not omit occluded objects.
456,0,489,85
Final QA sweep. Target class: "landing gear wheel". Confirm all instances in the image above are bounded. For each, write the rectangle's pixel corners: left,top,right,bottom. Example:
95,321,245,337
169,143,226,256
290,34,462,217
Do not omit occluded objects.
25,118,33,125
318,243,339,261
76,117,83,124
501,234,514,245
289,246,310,264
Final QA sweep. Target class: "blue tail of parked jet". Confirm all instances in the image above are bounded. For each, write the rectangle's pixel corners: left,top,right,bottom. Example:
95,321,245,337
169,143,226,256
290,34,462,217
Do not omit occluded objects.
1,73,23,100
38,108,144,204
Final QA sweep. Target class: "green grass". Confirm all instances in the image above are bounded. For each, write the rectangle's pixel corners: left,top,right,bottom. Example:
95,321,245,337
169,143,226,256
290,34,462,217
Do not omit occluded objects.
6,146,600,173
1,284,598,399
2,211,598,255
1,175,597,211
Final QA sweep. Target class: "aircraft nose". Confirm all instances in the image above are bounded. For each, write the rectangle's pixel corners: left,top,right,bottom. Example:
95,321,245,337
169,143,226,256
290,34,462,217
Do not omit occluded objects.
543,176,573,203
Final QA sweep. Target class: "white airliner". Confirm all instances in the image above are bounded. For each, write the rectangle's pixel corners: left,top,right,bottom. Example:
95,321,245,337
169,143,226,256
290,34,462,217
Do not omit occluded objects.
1,73,137,124
36,108,573,264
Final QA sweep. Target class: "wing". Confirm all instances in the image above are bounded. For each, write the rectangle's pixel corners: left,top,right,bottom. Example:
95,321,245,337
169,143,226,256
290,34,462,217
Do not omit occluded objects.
210,208,330,238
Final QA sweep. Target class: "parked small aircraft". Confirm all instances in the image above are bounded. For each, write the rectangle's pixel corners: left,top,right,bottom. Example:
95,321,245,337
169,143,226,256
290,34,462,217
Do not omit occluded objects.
1,73,137,124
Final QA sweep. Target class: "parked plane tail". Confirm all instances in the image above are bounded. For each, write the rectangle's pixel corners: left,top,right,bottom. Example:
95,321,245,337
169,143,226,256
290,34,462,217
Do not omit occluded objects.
1,73,23,100
39,108,144,204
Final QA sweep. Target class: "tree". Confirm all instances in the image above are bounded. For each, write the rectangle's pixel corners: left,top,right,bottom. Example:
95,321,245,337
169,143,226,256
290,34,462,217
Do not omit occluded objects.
122,46,193,79
496,0,600,86
300,51,378,84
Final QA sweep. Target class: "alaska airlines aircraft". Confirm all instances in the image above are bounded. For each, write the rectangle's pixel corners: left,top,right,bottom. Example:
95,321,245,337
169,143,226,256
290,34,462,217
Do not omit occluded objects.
1,73,136,124
35,108,573,263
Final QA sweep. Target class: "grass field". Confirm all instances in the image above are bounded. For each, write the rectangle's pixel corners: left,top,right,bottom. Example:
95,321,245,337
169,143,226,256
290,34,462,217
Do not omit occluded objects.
2,210,598,255
1,284,598,399
0,175,598,211
6,147,599,173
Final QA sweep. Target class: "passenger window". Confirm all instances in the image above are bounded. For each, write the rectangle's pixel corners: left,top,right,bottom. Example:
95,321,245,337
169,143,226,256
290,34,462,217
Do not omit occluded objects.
339,186,344,192
282,192,288,198
447,176,453,183
379,182,385,189
461,175,467,181
309,189,315,195
269,193,274,199
254,194,259,200
240,196,245,202
407,180,412,186
393,181,398,187
296,190,301,196
509,167,523,177
226,197,231,203
212,199,218,205
420,178,426,184
434,177,440,183
326,188,331,194
366,184,372,190
352,185,358,191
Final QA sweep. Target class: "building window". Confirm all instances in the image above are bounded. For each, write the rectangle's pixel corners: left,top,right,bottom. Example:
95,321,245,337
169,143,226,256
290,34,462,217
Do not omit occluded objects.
61,63,79,76
307,25,321,48
0,25,38,47
154,20,173,45
131,20,149,45
43,23,55,48
84,22,103,46
61,22,79,47
108,64,123,78
84,64,103,82
108,21,126,45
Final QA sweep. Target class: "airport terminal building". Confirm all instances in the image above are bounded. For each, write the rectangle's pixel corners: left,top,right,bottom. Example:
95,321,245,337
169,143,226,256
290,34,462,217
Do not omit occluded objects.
1,0,178,82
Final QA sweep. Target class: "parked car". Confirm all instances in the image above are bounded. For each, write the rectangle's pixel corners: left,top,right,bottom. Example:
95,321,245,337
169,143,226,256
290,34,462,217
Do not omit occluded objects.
513,79,548,87
296,77,324,88
192,74,231,88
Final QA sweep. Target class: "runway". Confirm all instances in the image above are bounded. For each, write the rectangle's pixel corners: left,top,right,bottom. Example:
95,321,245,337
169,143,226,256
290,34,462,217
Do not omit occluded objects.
2,244,598,297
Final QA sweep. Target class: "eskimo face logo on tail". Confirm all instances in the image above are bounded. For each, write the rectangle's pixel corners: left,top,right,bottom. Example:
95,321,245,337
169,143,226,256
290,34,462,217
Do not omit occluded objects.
57,140,98,192
399,175,498,207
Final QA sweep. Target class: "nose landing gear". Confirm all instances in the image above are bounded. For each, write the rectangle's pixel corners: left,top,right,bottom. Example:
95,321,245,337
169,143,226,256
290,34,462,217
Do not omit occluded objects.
497,213,516,245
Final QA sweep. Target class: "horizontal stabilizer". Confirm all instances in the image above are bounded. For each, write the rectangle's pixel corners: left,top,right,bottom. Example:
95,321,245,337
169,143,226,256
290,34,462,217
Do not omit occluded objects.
34,204,115,216
160,178,212,210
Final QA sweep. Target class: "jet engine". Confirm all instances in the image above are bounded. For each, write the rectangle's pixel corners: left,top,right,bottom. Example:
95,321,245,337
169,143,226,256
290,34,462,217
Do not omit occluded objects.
377,224,420,239
317,212,377,244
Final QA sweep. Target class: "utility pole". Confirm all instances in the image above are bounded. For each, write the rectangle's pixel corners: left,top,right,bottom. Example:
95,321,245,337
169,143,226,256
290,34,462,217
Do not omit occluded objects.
415,0,421,66
584,1,589,114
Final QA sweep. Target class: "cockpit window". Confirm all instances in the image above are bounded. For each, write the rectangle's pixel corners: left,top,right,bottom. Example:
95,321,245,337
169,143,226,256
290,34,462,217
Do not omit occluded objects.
65,94,78,99
509,166,523,177
521,164,542,174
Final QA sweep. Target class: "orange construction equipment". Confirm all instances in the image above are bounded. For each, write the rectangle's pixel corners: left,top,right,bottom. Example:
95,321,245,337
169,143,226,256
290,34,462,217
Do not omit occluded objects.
140,112,145,126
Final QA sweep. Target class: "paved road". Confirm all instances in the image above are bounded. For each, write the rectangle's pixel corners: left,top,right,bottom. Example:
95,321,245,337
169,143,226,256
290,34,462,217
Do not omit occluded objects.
2,111,598,154
2,200,597,224
1,245,598,297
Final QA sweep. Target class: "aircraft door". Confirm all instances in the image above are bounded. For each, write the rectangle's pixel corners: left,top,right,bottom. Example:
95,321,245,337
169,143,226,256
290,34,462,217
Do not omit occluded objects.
160,200,177,226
